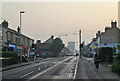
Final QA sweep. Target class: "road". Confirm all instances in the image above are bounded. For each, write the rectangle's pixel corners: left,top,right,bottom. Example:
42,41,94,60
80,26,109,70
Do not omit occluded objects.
2,56,78,80
2,56,120,81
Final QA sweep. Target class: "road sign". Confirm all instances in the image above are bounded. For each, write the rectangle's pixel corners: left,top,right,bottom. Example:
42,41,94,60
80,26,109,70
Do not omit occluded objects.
30,52,35,55
94,46,97,48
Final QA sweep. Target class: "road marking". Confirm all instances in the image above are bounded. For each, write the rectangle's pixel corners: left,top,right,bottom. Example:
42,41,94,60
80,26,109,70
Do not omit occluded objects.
73,59,78,79
69,69,73,77
45,65,47,67
20,71,34,78
30,56,73,79
38,68,41,71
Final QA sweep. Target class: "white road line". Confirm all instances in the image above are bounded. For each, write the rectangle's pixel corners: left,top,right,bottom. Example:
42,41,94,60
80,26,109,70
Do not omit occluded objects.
38,68,41,71
30,56,73,79
73,60,78,79
69,69,73,77
20,71,34,78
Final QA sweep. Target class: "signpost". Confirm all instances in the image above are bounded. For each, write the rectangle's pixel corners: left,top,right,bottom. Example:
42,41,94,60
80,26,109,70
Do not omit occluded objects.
94,46,97,49
8,44,16,48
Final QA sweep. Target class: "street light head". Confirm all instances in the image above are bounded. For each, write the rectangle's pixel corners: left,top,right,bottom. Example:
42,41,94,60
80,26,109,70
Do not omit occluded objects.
20,11,25,13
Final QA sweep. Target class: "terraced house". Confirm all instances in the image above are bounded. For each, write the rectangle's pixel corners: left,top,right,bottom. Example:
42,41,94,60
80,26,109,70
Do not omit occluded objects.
99,21,120,49
1,20,34,56
88,20,120,54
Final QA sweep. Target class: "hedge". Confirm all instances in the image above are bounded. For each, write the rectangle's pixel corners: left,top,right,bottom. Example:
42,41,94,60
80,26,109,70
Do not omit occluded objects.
2,51,20,66
111,53,120,75
2,57,19,65
99,47,113,63
2,51,18,57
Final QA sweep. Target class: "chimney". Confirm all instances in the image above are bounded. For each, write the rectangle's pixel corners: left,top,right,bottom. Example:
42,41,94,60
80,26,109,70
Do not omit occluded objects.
51,35,54,39
105,26,110,32
2,20,9,28
98,31,100,34
17,26,20,33
111,20,117,28
36,40,41,43
97,31,101,37
96,30,101,38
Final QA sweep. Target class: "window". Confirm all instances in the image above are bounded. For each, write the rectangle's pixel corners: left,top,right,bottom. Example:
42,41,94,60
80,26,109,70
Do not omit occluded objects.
104,43,107,45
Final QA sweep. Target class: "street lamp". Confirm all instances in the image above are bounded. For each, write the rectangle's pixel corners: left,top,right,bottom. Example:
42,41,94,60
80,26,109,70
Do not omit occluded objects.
20,10,25,62
20,11,25,33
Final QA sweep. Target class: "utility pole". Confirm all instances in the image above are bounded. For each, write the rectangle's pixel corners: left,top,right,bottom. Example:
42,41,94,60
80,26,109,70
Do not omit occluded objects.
19,11,25,62
79,30,81,59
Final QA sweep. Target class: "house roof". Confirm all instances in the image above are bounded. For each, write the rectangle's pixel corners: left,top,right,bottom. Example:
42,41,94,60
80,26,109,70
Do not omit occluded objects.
100,26,120,36
44,35,54,44
2,25,34,41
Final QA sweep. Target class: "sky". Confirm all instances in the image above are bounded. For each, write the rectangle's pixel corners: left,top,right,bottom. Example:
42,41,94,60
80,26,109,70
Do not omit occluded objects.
1,1,118,50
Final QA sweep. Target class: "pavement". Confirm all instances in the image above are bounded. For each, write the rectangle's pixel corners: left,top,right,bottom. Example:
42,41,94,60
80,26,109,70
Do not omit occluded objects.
86,57,112,67
75,57,120,80
0,58,52,72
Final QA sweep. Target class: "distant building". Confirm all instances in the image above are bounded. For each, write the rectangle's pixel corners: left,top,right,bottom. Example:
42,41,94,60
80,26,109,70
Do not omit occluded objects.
1,20,34,55
67,42,75,50
36,35,54,56
44,35,54,44
62,47,71,55
66,42,75,54
88,38,97,54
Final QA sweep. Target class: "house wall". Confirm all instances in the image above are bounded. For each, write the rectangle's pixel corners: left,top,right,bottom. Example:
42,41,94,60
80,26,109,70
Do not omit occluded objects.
100,27,120,44
99,43,120,48
2,25,34,52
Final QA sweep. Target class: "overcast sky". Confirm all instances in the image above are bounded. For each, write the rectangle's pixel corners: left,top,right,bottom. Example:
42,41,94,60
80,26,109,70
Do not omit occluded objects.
1,2,118,49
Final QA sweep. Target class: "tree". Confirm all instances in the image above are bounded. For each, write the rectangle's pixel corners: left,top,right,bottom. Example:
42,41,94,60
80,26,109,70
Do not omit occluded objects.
49,38,64,57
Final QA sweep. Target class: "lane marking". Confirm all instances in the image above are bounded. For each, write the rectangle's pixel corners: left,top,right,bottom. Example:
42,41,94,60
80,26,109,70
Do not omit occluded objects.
38,68,41,71
30,56,73,79
73,59,78,79
20,71,34,78
69,69,73,77
45,65,47,67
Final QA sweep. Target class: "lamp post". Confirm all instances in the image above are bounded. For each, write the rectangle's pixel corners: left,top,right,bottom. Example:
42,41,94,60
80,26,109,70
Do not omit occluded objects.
20,11,25,33
20,11,25,62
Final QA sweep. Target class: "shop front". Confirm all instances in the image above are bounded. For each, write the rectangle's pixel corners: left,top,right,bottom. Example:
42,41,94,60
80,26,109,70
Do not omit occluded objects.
23,46,29,57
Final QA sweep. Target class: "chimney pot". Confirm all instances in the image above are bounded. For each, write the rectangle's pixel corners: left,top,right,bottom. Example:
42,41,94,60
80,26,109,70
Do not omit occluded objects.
111,20,117,28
